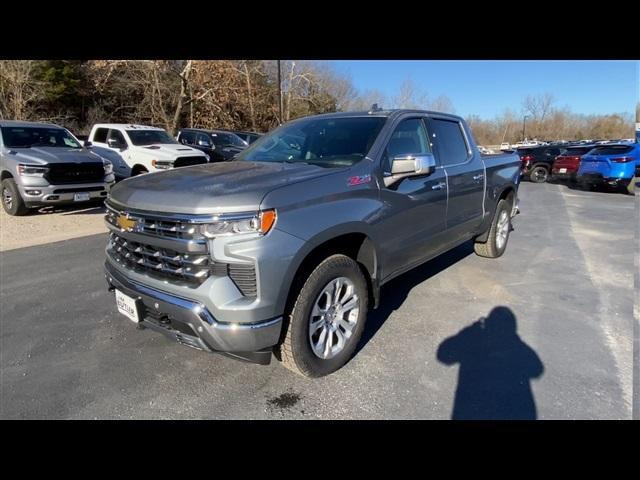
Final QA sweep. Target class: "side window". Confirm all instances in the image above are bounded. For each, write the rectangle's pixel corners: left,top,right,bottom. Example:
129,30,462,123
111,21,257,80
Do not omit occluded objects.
383,118,431,170
428,119,469,167
93,128,109,144
108,129,127,147
196,133,211,146
180,131,196,145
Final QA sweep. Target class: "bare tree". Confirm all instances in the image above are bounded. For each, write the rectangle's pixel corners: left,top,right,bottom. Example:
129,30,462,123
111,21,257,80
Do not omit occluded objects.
0,60,40,119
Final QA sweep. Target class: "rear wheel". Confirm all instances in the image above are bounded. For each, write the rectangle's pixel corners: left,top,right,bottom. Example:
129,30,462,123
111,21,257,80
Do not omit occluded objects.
529,165,549,183
1,178,30,216
474,199,511,258
277,254,368,377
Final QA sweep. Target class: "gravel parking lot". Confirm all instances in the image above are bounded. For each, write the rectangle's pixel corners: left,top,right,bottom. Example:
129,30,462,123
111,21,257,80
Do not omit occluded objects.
0,182,634,419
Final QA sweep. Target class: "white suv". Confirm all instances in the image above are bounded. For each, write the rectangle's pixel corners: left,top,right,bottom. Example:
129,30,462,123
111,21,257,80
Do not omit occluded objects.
87,124,208,178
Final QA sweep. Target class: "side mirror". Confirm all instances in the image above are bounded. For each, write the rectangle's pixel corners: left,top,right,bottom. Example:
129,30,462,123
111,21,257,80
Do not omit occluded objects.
84,140,92,148
384,153,436,187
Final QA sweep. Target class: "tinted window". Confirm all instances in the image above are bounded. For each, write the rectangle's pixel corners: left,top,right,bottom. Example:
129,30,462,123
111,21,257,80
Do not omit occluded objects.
93,128,109,143
428,119,469,166
107,129,126,146
564,147,593,155
211,132,246,147
237,116,386,168
0,126,81,148
196,133,211,145
179,131,196,145
126,129,177,145
591,145,634,155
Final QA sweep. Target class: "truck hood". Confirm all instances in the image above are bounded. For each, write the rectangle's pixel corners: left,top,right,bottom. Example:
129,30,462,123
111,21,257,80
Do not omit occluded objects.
108,160,343,214
3,146,105,165
132,143,206,160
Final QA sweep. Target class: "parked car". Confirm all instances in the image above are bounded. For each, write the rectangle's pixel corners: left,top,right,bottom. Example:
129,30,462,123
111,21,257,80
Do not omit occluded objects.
176,128,247,162
0,120,115,216
103,109,521,377
499,142,511,150
551,145,597,183
232,131,263,145
577,143,640,193
87,124,208,178
518,145,565,183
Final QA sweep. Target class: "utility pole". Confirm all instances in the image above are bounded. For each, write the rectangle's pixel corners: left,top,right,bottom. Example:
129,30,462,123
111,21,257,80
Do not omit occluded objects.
522,115,530,142
277,60,283,125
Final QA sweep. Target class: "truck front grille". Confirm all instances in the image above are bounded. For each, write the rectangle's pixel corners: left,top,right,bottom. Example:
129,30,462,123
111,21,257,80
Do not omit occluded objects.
174,156,208,168
46,162,105,184
105,206,202,241
109,233,211,286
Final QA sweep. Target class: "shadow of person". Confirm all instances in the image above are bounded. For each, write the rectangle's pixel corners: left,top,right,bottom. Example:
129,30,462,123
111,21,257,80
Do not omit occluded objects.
437,306,544,420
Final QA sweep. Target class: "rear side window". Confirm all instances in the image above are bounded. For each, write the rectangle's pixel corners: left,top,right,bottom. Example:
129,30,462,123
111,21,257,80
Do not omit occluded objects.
179,131,196,145
108,129,126,146
196,133,211,145
93,128,109,143
428,119,469,166
591,145,634,155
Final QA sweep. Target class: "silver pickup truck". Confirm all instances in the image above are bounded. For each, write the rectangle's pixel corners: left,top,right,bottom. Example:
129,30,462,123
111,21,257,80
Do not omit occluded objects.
104,109,521,377
1,120,115,215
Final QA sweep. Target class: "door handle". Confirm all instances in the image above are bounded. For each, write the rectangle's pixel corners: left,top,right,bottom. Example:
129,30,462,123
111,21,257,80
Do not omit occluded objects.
473,174,484,181
431,182,446,190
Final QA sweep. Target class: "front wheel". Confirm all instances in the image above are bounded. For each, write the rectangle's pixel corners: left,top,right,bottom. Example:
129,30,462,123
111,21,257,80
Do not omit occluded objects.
474,199,511,258
277,254,369,377
1,178,30,216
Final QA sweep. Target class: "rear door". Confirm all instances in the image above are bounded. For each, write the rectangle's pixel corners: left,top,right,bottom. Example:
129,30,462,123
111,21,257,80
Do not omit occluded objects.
426,117,485,240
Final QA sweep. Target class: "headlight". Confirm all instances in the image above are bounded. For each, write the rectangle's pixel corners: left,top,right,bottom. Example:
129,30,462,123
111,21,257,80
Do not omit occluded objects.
151,159,172,169
18,164,49,177
199,210,276,238
103,160,113,175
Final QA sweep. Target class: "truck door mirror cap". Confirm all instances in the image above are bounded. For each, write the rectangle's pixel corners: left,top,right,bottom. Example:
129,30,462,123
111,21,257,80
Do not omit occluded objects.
385,153,436,186
84,140,92,148
107,138,126,150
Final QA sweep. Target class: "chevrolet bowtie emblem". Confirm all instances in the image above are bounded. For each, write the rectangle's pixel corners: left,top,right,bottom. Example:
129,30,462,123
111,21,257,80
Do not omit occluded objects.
117,214,137,232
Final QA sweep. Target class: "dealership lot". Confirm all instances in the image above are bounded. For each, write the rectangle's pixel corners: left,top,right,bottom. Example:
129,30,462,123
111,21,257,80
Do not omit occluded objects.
0,182,634,419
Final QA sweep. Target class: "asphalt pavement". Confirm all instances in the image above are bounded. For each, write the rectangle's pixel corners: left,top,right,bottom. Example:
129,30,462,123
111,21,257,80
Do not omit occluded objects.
0,182,634,419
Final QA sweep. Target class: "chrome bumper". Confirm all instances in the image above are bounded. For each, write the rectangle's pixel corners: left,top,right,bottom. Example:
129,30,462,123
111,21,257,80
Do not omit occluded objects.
104,261,282,364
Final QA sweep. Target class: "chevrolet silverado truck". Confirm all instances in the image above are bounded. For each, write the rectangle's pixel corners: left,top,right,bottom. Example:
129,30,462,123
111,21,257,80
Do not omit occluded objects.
104,109,521,377
1,120,115,216
87,124,208,178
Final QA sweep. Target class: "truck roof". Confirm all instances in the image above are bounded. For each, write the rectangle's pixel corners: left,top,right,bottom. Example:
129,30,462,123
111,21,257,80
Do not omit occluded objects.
293,109,464,123
92,123,165,130
0,120,61,128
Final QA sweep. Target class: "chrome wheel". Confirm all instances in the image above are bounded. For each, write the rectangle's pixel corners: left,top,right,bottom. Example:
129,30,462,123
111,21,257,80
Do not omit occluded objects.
2,187,13,210
496,210,510,250
309,276,360,359
531,167,548,183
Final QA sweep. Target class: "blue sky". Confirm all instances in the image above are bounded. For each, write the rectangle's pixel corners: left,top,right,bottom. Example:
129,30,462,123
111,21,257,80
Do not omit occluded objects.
329,61,638,119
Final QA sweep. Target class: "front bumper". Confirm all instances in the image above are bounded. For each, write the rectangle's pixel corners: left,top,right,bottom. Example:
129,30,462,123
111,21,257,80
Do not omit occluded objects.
20,176,115,207
104,260,282,364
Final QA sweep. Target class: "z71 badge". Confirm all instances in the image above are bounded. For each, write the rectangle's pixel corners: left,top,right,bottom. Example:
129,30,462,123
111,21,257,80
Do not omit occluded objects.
348,174,371,186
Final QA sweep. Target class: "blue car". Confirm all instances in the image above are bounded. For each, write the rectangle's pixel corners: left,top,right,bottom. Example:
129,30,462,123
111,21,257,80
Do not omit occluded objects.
577,143,639,192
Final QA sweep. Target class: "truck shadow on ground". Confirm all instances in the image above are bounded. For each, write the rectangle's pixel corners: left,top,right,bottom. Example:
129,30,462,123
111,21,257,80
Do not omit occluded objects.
436,306,544,420
357,240,475,353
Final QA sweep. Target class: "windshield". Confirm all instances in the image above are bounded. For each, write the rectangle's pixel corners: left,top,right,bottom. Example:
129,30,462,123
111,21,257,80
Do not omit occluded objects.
211,132,246,147
1,126,82,149
126,129,177,146
236,116,387,168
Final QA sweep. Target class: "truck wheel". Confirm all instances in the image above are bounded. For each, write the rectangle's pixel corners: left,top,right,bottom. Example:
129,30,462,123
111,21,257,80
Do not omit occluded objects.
1,178,30,216
529,166,549,183
131,166,148,176
277,254,369,377
474,199,511,258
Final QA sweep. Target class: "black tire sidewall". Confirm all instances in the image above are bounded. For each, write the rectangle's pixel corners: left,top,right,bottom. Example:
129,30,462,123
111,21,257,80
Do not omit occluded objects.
288,255,368,377
530,166,548,183
1,178,25,216
491,200,510,257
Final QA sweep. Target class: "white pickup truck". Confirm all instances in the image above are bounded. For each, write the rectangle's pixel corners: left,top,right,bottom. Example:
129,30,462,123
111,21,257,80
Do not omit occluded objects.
86,124,208,178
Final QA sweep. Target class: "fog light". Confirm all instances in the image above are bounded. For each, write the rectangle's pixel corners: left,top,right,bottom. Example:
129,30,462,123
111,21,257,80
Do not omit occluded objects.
47,195,60,201
25,189,42,195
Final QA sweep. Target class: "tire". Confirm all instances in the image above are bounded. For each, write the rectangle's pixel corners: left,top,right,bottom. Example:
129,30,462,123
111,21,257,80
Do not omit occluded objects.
1,178,30,216
131,166,148,176
529,165,549,183
474,199,511,258
277,254,369,377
